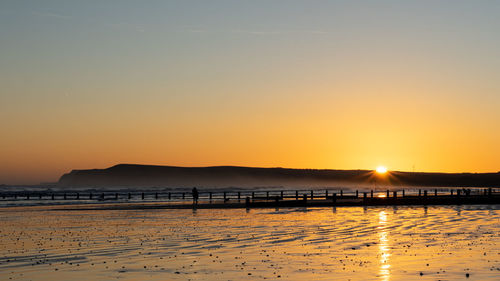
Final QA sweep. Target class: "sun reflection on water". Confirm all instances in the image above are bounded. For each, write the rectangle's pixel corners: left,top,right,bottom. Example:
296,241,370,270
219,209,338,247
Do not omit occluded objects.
378,211,391,281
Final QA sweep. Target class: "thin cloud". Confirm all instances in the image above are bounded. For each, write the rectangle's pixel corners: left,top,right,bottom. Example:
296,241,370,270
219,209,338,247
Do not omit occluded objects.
106,22,146,33
182,27,328,36
231,29,329,35
32,11,72,20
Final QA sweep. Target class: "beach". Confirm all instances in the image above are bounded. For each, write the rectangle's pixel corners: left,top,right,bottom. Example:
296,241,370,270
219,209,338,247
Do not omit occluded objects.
1,204,498,280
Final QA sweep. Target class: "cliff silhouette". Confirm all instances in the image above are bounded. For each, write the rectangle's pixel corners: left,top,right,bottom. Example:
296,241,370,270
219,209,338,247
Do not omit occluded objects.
58,164,500,188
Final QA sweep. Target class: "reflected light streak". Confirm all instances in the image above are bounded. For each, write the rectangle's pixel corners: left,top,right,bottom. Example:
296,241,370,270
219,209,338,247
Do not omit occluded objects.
378,211,391,281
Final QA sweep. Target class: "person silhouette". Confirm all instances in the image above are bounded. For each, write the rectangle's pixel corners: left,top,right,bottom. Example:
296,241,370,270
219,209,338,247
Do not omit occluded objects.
192,187,199,205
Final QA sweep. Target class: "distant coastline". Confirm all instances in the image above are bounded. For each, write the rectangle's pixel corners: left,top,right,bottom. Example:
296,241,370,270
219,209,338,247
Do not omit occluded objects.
57,164,500,188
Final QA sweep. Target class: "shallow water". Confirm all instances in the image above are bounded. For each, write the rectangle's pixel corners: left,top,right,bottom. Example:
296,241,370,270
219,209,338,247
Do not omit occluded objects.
0,205,499,280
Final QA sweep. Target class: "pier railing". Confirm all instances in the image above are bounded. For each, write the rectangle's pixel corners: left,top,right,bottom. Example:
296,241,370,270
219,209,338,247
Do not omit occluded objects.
0,188,498,203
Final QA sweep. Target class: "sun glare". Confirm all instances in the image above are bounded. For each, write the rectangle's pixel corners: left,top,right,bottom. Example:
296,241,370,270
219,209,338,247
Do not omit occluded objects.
376,166,388,174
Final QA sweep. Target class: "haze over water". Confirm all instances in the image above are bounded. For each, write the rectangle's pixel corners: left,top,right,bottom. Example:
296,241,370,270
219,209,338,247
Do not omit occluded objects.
1,205,499,280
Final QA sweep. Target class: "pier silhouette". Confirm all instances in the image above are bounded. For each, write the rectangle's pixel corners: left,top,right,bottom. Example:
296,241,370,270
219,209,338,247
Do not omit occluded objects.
3,188,497,210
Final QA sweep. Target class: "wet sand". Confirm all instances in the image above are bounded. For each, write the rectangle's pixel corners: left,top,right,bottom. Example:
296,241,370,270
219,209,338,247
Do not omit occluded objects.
0,205,499,280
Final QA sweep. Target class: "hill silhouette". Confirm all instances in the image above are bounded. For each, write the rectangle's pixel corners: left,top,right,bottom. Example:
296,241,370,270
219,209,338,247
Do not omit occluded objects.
58,164,500,188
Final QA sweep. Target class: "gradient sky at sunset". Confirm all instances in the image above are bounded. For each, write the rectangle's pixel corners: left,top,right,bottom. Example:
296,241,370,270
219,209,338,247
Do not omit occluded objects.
1,1,500,184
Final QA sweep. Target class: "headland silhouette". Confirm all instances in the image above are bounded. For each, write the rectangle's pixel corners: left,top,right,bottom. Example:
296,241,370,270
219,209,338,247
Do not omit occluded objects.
58,164,500,188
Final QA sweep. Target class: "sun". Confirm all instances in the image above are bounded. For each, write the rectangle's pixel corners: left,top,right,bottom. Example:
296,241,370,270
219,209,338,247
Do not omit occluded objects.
376,166,388,174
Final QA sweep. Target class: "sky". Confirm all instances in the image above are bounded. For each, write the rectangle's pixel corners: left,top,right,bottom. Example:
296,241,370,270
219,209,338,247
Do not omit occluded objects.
1,0,500,184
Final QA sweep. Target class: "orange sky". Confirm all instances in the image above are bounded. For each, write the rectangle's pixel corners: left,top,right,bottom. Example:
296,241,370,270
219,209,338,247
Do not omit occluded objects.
1,1,499,184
